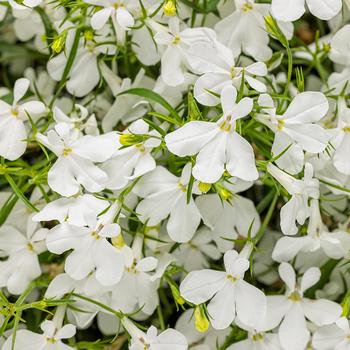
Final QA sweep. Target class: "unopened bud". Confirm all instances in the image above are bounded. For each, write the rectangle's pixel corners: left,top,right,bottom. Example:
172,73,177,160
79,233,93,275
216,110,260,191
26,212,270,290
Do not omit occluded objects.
119,134,146,147
198,182,211,194
51,32,67,54
112,234,125,249
170,283,185,305
194,305,209,333
163,0,177,16
218,187,232,201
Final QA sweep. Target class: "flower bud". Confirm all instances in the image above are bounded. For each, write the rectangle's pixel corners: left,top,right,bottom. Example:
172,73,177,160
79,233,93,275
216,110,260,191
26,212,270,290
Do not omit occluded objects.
119,134,146,147
198,182,211,194
51,33,67,54
194,306,209,333
163,0,177,16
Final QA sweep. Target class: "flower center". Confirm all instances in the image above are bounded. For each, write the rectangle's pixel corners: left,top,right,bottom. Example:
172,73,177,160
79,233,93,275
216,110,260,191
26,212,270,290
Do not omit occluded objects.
90,231,101,240
288,290,302,302
11,107,19,118
230,66,237,79
27,243,34,252
227,274,239,282
252,333,264,342
220,116,232,132
178,182,187,192
172,35,181,45
343,126,350,133
46,337,57,344
62,147,72,156
241,2,253,12
277,118,285,131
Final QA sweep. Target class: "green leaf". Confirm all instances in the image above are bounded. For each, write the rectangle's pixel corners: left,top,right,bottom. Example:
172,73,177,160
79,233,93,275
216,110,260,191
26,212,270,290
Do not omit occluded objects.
4,174,39,212
118,88,180,122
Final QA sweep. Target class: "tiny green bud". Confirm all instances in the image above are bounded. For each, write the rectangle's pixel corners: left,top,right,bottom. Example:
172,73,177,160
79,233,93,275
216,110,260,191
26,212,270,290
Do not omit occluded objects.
170,283,185,305
198,182,211,193
119,134,146,147
163,0,177,16
51,32,67,54
194,305,209,333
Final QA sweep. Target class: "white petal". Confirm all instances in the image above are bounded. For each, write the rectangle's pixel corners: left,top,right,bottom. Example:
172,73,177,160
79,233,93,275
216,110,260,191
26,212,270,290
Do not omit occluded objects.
13,78,30,105
300,267,321,292
167,195,201,243
235,280,267,328
283,92,329,123
180,269,226,304
272,236,311,262
91,8,112,30
153,329,188,350
278,262,296,290
116,7,134,29
302,298,342,326
279,303,309,350
165,121,218,157
207,283,236,330
221,85,237,116
306,0,342,20
271,0,305,21
192,132,227,183
225,132,258,181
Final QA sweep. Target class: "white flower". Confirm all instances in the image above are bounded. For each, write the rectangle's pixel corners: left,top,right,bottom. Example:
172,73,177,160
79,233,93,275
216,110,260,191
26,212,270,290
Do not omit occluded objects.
328,25,350,94
195,189,261,252
165,86,258,183
0,78,45,160
7,0,42,10
215,0,292,61
192,41,267,106
45,202,124,285
330,98,350,175
154,17,216,86
102,119,160,190
47,27,116,97
267,263,342,350
36,123,117,196
133,164,201,243
313,317,350,350
257,93,329,174
84,0,136,42
267,163,319,235
272,0,342,21
53,105,98,135
180,249,267,330
3,320,76,350
0,215,47,294
33,193,109,227
122,318,188,350
110,240,159,315
272,199,350,262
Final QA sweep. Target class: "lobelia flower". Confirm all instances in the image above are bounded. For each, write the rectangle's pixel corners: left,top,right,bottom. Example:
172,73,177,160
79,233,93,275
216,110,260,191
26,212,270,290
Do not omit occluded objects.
36,123,117,196
0,77,45,160
0,215,48,294
47,26,116,97
180,248,267,330
84,0,137,42
32,193,109,227
215,0,292,61
267,263,342,350
195,185,261,252
173,228,222,272
312,317,350,350
257,92,329,174
122,317,188,350
53,105,98,136
328,25,350,94
44,202,125,286
7,0,42,11
271,0,342,21
3,320,76,350
165,85,258,183
272,199,350,262
267,163,320,235
109,235,159,315
45,273,111,329
132,164,202,243
102,119,161,190
154,17,216,87
227,317,282,350
191,41,267,106
330,98,350,175
175,309,231,350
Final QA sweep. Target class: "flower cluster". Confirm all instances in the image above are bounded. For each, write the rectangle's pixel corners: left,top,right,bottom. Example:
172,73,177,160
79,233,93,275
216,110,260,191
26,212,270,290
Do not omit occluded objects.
0,1,350,350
